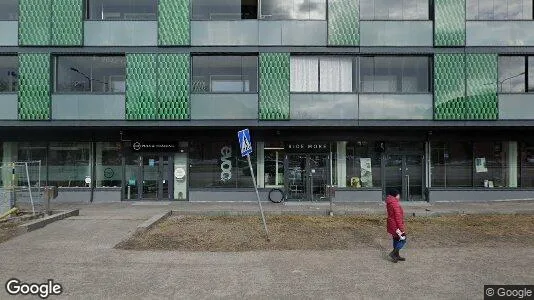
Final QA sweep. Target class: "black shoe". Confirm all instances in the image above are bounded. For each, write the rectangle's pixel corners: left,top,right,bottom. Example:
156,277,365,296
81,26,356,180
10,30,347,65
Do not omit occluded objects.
395,249,406,261
389,251,398,263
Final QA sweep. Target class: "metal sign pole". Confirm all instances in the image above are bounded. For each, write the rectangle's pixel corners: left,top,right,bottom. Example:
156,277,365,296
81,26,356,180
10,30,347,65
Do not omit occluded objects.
247,154,269,239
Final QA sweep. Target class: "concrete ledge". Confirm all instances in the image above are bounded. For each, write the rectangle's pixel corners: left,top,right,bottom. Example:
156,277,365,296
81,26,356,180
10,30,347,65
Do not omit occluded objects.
18,209,80,233
136,211,172,234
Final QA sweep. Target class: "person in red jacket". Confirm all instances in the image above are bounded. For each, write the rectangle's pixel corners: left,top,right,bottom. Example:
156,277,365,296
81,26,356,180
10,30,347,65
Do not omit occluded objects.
386,189,406,263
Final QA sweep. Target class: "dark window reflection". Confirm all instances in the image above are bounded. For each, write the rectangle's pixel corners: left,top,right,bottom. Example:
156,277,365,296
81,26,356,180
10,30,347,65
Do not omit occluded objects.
0,56,18,93
467,0,533,20
360,56,430,93
0,0,18,20
56,56,126,93
87,0,157,20
498,56,525,93
192,55,258,93
192,0,258,20
431,141,473,187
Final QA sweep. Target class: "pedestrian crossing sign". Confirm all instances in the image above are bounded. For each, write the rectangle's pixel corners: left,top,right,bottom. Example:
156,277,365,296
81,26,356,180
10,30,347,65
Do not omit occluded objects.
237,129,253,157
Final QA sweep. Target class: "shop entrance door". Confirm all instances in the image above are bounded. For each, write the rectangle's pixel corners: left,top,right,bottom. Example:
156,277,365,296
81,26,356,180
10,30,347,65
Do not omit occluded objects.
125,154,173,200
285,154,330,201
385,154,424,201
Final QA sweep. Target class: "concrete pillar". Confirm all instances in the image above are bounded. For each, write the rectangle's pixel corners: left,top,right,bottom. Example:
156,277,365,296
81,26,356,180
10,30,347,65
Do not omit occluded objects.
173,152,187,200
2,142,17,188
256,142,264,188
95,142,103,187
508,141,518,188
336,141,347,188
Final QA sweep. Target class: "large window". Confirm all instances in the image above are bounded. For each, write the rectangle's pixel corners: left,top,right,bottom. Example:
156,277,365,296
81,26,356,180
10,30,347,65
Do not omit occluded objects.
360,56,431,93
95,142,122,188
520,141,534,187
346,141,381,188
290,56,356,92
467,0,533,20
499,56,526,93
192,56,258,93
360,0,430,20
431,141,474,188
56,56,126,93
48,142,91,188
17,143,47,187
260,0,326,20
189,141,256,188
192,0,257,20
0,56,18,93
0,0,18,20
87,0,157,20
473,142,518,188
264,142,284,187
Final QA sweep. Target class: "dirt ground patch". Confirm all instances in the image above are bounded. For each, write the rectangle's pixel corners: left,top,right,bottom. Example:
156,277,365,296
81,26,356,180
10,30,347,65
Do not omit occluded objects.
0,221,22,244
115,214,534,251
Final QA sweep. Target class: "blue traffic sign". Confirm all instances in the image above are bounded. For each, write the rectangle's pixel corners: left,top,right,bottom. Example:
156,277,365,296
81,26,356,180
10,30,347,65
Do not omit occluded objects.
237,129,253,157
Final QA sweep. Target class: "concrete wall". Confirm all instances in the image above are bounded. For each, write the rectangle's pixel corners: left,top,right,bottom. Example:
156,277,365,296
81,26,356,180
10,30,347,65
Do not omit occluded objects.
333,189,383,202
84,21,157,46
429,189,534,202
191,94,258,120
189,189,270,202
499,94,534,120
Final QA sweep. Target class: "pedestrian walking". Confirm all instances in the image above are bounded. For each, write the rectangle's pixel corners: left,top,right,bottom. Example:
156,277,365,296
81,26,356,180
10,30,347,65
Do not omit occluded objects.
386,189,406,263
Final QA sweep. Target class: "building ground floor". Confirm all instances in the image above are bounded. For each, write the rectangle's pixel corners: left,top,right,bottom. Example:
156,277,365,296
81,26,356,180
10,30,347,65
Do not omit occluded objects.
1,127,534,204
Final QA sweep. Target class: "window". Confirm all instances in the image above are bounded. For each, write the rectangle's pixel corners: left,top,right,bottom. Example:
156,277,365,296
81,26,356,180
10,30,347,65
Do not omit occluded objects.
498,56,527,93
467,0,533,20
431,141,473,188
264,142,285,187
360,56,430,93
17,142,47,187
520,141,534,187
192,56,258,93
48,142,91,188
0,0,18,20
192,0,257,20
290,56,355,92
360,0,430,20
0,56,18,93
346,141,381,188
87,0,157,20
96,142,122,188
56,56,126,93
473,142,518,188
260,0,326,20
189,141,256,188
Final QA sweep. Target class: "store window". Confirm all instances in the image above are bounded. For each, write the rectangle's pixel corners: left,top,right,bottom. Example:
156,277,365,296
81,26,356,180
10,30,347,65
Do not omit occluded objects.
48,142,91,188
473,142,518,188
192,55,258,93
360,0,430,20
189,141,256,188
431,141,473,188
0,0,18,20
520,141,534,187
55,56,126,93
86,0,157,20
17,143,47,187
345,141,381,188
0,142,3,187
260,0,326,20
0,56,18,93
360,56,431,93
290,56,356,93
192,0,257,20
498,56,526,93
467,0,533,20
95,142,122,188
264,142,284,187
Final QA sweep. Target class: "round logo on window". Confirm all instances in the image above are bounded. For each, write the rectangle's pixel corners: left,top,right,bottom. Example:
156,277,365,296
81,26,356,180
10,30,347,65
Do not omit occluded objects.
174,167,186,180
104,168,114,179
133,142,141,151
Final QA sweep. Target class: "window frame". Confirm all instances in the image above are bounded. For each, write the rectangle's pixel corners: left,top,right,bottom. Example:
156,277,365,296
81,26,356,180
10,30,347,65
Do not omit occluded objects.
54,55,127,94
497,55,534,94
259,0,327,21
466,0,534,21
84,0,158,21
0,55,19,94
360,0,433,21
191,54,259,94
191,0,258,21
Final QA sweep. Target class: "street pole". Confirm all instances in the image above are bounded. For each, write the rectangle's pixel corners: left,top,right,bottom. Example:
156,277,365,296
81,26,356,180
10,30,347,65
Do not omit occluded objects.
247,154,269,240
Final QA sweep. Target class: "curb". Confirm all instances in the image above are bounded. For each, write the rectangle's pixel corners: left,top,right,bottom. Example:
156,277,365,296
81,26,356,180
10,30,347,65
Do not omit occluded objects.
136,211,172,234
18,209,79,233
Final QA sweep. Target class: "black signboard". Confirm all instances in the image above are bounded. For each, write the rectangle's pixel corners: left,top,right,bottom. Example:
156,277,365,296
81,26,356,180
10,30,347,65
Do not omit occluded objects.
130,141,186,153
285,142,330,153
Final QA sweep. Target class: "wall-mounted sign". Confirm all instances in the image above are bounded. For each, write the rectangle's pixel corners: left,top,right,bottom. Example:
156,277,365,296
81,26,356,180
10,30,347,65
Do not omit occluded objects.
131,141,185,153
285,142,329,153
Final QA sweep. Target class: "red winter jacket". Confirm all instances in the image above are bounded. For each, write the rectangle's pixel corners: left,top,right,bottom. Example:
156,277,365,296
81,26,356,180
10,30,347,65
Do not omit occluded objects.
386,195,405,236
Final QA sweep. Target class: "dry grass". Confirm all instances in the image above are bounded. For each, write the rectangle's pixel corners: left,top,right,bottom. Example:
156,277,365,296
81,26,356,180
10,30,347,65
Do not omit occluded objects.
115,214,534,252
0,220,22,244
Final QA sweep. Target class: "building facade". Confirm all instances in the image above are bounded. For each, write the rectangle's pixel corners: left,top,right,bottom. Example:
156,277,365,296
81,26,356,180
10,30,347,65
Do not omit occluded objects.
1,0,534,204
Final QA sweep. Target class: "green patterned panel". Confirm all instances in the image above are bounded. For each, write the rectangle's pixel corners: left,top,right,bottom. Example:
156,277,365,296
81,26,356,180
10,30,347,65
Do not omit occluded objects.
328,0,359,46
157,54,190,120
126,54,158,120
466,54,498,120
19,0,52,45
18,54,51,120
259,53,290,120
434,0,465,46
51,0,83,46
158,0,190,46
434,54,466,120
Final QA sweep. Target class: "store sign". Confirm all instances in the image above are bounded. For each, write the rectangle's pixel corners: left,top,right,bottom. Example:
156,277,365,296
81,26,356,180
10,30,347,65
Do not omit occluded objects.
131,141,184,152
220,146,232,182
285,142,329,153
